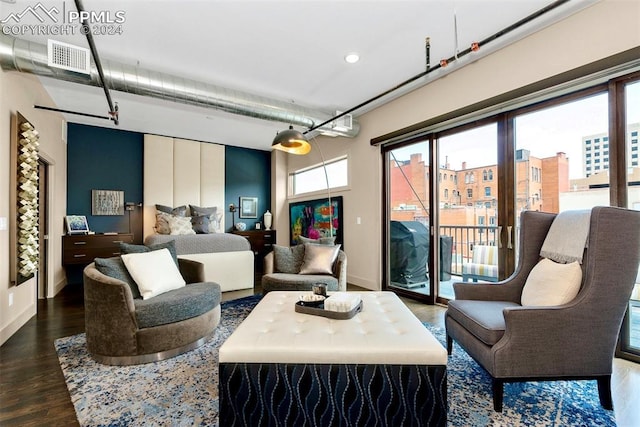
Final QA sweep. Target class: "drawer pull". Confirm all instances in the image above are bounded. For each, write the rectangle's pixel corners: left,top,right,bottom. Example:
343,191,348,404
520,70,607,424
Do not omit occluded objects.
73,254,86,258
112,252,121,255
74,242,87,245
113,240,124,244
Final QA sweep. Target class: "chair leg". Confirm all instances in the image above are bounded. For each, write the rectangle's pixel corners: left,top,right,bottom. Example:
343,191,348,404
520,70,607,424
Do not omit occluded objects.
597,375,613,410
446,335,453,355
492,379,504,412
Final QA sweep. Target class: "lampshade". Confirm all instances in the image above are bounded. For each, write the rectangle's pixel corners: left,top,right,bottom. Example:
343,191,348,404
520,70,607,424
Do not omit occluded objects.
271,125,311,155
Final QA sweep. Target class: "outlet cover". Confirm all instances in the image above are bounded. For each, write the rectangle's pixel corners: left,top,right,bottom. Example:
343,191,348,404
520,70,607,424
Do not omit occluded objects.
0,217,7,231
8,292,14,307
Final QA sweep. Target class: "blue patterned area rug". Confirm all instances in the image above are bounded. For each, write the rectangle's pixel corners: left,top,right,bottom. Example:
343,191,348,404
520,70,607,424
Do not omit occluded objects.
55,295,616,426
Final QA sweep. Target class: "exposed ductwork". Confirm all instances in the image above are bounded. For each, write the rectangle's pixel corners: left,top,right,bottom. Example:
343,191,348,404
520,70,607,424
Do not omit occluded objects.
0,32,360,138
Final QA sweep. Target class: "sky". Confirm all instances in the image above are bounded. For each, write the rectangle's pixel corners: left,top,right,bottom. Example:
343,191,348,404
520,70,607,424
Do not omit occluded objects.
391,81,640,179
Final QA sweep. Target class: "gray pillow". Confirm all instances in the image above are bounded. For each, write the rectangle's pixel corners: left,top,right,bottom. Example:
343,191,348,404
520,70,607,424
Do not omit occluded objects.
189,204,216,217
299,235,336,246
191,215,210,234
156,204,187,217
273,244,305,274
190,205,221,233
94,257,141,299
120,240,179,266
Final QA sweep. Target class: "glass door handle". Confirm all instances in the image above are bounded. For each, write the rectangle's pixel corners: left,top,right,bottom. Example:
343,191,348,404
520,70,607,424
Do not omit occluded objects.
497,226,502,249
507,226,513,249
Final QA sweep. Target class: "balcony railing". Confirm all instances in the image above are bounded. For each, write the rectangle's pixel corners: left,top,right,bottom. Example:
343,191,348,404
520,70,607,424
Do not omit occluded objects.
439,225,500,277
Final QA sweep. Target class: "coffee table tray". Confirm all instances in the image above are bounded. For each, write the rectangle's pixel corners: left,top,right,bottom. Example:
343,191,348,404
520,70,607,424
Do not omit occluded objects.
294,300,363,320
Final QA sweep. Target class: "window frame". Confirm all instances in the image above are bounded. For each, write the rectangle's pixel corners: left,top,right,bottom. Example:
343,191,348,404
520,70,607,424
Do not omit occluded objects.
289,155,349,198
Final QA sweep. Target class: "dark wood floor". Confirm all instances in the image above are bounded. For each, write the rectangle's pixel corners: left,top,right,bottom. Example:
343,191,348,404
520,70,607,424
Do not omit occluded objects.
0,284,84,427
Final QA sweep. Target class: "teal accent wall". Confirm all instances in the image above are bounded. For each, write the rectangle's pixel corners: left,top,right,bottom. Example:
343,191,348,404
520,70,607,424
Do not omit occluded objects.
225,145,271,232
67,123,144,237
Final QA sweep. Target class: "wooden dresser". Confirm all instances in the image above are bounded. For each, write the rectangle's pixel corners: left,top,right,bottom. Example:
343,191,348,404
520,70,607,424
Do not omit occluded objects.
62,233,134,266
232,229,276,272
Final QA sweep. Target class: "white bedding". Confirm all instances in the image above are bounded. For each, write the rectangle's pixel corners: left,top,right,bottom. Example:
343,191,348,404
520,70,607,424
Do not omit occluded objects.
144,233,254,292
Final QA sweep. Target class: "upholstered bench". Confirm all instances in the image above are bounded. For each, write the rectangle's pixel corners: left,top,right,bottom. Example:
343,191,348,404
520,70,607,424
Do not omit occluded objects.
219,291,448,426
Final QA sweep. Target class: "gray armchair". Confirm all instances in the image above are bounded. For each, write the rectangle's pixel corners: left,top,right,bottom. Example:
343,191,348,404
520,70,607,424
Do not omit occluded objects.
84,258,221,365
445,206,640,412
261,248,347,293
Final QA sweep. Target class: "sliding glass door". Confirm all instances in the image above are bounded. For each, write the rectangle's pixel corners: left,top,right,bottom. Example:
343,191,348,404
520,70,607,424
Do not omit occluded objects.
386,140,432,300
437,124,500,300
619,78,640,362
383,123,503,302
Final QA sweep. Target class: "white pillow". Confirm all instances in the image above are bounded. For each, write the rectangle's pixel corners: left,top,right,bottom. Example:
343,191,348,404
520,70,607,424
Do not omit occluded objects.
121,249,186,300
167,215,196,235
521,258,582,306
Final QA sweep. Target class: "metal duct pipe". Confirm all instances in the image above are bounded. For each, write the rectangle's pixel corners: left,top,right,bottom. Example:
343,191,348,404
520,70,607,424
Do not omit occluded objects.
0,32,360,138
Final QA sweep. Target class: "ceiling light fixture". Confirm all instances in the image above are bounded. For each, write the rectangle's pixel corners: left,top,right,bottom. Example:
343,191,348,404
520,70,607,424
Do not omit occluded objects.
271,125,311,155
344,53,360,64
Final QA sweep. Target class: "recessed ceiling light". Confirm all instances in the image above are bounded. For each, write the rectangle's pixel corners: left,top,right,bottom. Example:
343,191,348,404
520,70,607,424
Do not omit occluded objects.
344,53,360,64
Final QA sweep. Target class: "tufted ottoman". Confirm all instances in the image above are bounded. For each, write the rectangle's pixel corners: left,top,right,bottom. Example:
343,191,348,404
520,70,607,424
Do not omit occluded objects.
219,291,447,426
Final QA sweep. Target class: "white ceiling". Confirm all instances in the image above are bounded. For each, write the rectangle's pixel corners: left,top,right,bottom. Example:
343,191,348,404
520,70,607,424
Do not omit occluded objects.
0,0,593,150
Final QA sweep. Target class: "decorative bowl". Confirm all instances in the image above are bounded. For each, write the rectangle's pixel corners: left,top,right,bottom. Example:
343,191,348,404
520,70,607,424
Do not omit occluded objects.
235,222,247,231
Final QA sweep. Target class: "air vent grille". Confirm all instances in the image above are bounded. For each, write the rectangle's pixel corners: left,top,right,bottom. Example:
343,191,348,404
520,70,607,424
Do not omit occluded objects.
47,39,90,74
333,111,353,131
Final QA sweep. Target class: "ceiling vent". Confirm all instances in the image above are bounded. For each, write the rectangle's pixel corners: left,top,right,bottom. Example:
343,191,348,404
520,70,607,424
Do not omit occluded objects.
47,39,90,75
332,111,353,132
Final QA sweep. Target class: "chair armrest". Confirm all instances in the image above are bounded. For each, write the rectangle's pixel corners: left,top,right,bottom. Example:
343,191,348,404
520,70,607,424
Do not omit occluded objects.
264,251,275,274
83,264,138,355
178,258,205,283
453,272,527,302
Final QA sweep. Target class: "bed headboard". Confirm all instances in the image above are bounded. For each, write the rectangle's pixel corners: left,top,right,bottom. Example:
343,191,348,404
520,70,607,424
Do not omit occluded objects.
143,134,225,239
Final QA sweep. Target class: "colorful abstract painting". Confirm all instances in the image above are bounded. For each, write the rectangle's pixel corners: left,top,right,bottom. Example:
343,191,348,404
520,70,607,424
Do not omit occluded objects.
289,196,343,247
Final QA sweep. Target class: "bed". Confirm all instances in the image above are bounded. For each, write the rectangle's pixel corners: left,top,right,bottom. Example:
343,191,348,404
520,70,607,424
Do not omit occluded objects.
144,233,254,292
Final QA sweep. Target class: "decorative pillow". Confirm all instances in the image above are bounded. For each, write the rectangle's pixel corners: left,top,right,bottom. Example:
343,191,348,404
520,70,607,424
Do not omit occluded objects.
299,235,336,246
191,215,211,234
120,240,179,266
168,215,196,235
154,211,173,235
94,257,141,299
190,205,222,233
521,258,582,306
299,244,341,275
121,249,186,300
156,204,187,216
273,244,305,274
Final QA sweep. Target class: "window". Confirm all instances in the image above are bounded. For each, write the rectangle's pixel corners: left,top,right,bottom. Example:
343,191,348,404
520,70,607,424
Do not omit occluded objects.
488,170,493,180
444,189,449,198
467,188,473,198
291,156,348,196
485,187,491,197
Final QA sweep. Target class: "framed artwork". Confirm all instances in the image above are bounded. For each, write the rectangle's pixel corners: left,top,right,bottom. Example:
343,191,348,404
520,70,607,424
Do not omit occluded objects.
239,196,258,218
65,215,90,235
92,189,124,215
289,196,343,246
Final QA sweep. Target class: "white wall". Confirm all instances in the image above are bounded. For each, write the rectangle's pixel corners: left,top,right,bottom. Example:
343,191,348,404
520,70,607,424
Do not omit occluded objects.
273,0,640,290
0,70,67,345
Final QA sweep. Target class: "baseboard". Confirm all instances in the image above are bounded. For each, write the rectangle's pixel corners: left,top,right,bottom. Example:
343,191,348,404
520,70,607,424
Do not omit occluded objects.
51,277,67,297
347,274,379,291
0,302,36,346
